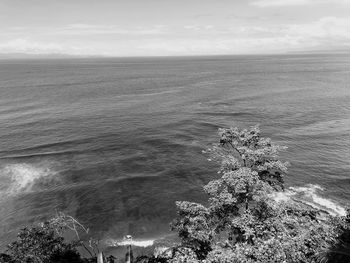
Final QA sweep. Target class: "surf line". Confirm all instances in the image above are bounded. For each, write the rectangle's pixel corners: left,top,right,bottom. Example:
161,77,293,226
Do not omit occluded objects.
98,235,134,263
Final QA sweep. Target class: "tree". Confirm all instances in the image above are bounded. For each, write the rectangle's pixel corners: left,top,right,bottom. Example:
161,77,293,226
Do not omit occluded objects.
1,222,81,263
0,213,96,263
206,125,288,190
172,125,339,262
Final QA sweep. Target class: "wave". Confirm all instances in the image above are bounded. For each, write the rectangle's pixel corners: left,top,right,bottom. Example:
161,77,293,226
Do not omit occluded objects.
105,238,155,248
0,162,58,196
0,137,94,157
197,111,255,117
272,184,347,216
0,150,79,160
286,118,350,136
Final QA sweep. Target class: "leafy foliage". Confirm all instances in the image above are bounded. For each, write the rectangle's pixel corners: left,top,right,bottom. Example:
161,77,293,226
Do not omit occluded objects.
171,125,341,262
0,222,81,263
0,213,97,263
315,209,350,263
205,125,288,190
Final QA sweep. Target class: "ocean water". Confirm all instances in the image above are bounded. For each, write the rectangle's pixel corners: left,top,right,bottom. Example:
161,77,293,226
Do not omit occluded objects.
0,54,349,249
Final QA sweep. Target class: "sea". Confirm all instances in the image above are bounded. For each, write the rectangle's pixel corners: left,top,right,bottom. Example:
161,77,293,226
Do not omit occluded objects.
0,54,349,250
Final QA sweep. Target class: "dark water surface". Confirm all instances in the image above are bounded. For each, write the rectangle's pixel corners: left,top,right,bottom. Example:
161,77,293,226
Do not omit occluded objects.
0,54,349,247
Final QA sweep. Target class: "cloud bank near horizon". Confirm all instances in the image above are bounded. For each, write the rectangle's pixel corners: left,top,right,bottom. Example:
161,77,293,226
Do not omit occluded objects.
1,16,350,57
0,1,349,57
251,0,349,7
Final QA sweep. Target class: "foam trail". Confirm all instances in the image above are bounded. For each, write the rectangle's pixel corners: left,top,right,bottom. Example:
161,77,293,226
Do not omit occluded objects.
272,184,347,216
0,163,56,196
106,239,155,248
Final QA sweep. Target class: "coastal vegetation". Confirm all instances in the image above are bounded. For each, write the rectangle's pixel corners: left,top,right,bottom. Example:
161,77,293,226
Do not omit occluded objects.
167,125,348,263
0,213,97,263
0,125,349,263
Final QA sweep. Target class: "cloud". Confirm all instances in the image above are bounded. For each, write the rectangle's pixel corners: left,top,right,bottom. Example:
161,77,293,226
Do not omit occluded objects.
0,39,97,55
183,25,214,31
251,0,348,7
0,17,349,56
1,24,167,38
138,17,350,55
284,17,350,48
0,39,63,54
288,17,350,39
59,24,166,36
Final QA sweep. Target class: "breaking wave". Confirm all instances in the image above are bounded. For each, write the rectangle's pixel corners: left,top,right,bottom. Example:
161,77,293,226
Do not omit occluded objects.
0,162,58,196
272,184,347,216
105,238,155,248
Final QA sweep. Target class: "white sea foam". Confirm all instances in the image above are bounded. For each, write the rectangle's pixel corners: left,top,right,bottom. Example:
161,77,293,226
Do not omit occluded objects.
106,238,155,248
0,163,56,196
272,184,347,216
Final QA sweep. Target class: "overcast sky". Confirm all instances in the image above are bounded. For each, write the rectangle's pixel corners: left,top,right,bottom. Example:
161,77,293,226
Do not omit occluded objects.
1,0,350,56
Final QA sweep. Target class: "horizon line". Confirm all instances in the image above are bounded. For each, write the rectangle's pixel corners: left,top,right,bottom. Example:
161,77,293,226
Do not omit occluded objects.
1,49,350,61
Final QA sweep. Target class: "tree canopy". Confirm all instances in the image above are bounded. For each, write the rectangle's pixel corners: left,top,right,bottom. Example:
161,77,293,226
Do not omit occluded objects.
169,125,344,263
0,213,96,263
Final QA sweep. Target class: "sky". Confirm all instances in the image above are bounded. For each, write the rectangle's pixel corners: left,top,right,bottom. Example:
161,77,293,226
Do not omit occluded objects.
0,0,350,57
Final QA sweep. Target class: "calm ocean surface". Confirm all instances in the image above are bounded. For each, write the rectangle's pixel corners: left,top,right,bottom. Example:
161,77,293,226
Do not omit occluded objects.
0,54,349,248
